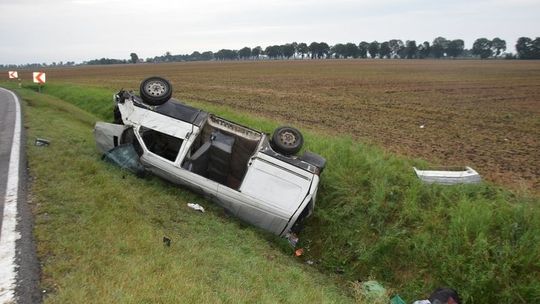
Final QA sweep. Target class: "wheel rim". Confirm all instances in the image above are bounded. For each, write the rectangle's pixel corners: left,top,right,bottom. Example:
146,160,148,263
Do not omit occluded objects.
144,80,168,97
280,131,297,146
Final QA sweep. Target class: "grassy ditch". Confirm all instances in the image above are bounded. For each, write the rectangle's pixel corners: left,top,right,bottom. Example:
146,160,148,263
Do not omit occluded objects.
14,85,353,303
9,82,540,303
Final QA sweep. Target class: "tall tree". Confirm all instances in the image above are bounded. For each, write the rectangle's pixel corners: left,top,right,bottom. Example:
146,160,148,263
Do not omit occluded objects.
214,50,224,60
417,41,431,59
130,52,139,63
405,40,418,59
297,43,309,59
345,43,359,58
431,37,449,58
318,42,330,58
533,38,540,59
282,44,296,59
368,41,380,58
472,38,493,59
291,42,298,58
446,39,465,58
190,51,201,61
308,42,319,59
379,42,391,58
164,51,172,62
238,47,251,59
388,39,404,58
264,46,273,59
491,38,506,56
251,46,262,59
516,37,540,59
358,41,369,58
201,51,214,60
516,37,533,59
331,44,346,58
265,45,281,59
215,49,237,60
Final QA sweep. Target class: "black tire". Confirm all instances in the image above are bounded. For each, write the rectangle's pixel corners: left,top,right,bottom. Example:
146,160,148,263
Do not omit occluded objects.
139,76,172,106
271,126,304,155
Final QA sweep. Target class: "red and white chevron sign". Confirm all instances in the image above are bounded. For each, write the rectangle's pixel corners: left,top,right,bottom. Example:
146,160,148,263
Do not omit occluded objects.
33,72,46,84
8,71,18,79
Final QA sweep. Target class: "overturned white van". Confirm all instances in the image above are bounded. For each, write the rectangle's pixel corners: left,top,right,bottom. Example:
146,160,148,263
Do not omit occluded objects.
94,77,326,236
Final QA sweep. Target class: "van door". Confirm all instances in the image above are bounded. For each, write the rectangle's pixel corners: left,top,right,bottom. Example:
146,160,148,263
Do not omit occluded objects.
215,156,313,234
240,158,312,213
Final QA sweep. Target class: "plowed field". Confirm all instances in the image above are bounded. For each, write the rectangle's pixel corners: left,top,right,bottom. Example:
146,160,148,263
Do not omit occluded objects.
12,60,540,193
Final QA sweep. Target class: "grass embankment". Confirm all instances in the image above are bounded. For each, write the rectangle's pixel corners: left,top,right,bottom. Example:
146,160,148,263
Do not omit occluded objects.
12,84,353,303
8,82,540,303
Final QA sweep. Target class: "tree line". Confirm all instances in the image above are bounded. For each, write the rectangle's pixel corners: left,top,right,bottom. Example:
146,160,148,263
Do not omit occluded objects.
142,36,540,62
1,36,539,69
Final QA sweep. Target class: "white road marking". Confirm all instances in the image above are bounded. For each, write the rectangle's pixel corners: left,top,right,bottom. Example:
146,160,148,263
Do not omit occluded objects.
0,88,22,303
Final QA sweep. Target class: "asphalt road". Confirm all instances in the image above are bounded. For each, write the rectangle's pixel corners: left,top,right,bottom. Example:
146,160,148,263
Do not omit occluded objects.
0,88,41,304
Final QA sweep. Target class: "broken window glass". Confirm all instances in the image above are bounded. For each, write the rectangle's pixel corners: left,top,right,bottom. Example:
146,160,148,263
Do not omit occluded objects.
102,144,145,177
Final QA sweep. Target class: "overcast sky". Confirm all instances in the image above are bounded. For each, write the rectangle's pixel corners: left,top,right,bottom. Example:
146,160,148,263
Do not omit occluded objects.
1,0,539,64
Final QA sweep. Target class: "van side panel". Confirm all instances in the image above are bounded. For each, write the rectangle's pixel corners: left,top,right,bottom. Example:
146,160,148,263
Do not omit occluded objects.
239,159,311,214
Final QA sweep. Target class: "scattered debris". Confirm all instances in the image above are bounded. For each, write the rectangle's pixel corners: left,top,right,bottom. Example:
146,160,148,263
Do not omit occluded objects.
306,260,315,265
35,138,50,146
413,287,461,304
414,166,481,185
391,295,406,304
294,248,304,257
359,281,387,302
429,287,461,304
163,236,171,247
187,203,205,213
285,232,299,247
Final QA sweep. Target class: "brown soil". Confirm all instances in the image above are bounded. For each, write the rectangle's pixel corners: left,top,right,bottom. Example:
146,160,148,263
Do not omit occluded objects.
10,60,540,193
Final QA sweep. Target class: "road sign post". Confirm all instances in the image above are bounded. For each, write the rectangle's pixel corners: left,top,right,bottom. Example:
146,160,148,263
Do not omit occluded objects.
8,71,21,88
8,71,18,79
32,72,46,92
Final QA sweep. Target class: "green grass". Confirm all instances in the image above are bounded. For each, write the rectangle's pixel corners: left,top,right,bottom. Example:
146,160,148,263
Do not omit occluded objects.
6,81,540,303
12,85,354,303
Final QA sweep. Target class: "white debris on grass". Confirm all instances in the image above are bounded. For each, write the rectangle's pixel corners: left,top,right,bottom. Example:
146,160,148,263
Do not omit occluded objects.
285,232,299,247
414,166,481,185
187,203,205,213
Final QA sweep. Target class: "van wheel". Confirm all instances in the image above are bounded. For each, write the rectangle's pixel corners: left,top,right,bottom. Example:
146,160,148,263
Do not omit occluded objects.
139,76,172,106
271,126,304,155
